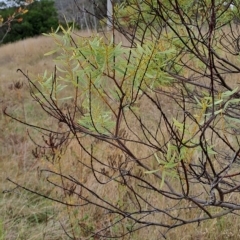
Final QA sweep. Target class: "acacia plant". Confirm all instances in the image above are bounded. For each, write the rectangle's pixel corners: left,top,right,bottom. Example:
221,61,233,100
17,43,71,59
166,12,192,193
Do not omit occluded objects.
5,0,240,239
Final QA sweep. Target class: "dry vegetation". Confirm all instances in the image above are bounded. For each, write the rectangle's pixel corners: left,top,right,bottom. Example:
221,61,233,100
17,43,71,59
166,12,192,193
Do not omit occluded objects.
1,32,240,240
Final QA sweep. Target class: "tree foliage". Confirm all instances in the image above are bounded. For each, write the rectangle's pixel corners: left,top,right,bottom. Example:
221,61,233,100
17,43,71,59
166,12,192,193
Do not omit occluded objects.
0,0,58,44
5,0,240,239
0,0,33,44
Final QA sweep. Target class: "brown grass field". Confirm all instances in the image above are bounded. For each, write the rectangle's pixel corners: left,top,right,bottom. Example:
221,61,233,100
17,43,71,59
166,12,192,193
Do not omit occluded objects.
0,32,240,239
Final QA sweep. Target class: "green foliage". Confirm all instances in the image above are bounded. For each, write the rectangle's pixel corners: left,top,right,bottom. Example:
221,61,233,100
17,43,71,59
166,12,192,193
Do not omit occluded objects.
0,0,58,44
114,0,238,33
37,25,173,135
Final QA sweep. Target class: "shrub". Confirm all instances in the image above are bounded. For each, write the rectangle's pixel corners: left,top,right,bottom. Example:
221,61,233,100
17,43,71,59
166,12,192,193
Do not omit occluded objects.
5,0,240,239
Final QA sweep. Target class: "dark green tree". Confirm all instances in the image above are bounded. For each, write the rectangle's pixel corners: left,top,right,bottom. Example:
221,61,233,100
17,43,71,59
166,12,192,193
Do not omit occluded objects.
0,0,58,44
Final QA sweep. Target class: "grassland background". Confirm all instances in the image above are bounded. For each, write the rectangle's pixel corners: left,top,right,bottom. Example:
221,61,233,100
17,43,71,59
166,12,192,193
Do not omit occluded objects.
0,32,240,239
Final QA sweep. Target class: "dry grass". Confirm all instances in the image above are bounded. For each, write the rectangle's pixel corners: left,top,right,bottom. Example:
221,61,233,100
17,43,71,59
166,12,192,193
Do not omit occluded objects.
0,35,65,240
1,32,240,240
